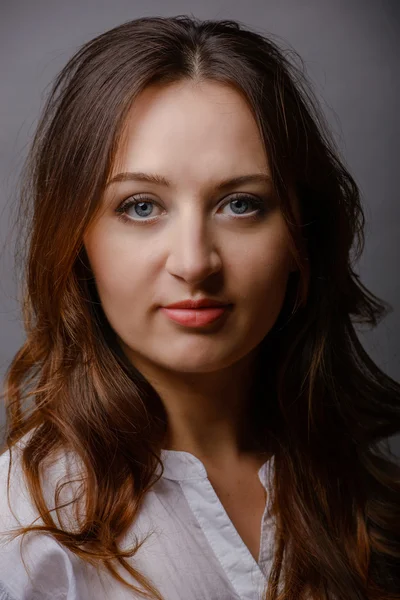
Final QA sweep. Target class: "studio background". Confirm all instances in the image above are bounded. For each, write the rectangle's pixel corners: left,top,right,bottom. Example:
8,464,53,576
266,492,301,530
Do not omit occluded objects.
0,0,399,451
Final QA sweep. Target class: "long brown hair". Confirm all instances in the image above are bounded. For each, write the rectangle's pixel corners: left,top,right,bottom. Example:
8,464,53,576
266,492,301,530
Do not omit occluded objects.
1,15,400,600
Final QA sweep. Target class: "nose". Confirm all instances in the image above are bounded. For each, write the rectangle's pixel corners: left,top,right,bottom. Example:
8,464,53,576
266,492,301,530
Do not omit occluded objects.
165,213,222,284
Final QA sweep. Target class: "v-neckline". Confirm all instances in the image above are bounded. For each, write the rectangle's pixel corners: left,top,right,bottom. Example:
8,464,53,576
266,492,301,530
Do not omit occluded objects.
159,449,275,600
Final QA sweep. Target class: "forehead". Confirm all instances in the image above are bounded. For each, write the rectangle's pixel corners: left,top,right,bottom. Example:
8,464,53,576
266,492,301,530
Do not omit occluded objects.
111,80,270,180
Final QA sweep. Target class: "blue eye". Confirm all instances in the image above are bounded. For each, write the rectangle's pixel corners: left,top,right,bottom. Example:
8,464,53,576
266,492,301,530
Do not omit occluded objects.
129,200,154,218
115,195,161,223
222,194,266,216
115,193,267,224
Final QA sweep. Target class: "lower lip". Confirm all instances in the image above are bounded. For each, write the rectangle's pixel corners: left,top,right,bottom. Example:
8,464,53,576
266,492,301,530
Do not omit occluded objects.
161,306,231,327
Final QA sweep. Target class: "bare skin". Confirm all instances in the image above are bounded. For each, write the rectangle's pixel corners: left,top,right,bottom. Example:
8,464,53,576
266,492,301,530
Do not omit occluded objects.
206,454,270,563
84,79,295,558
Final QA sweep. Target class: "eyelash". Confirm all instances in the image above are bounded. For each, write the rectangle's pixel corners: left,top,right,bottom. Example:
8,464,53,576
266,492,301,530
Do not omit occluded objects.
115,193,268,225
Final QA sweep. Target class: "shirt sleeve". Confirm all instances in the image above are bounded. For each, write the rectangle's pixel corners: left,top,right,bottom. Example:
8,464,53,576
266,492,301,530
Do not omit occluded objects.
0,581,17,600
0,442,88,600
0,440,139,600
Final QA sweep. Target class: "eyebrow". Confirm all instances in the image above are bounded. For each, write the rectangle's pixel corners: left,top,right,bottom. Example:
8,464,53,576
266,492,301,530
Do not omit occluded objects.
105,171,272,192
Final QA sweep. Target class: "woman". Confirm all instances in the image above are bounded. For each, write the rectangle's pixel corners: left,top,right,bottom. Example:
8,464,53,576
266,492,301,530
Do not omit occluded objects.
0,14,399,600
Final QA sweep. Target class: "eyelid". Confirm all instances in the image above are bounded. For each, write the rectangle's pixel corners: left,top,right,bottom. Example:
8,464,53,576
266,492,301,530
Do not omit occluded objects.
117,191,266,209
115,192,269,222
116,194,164,214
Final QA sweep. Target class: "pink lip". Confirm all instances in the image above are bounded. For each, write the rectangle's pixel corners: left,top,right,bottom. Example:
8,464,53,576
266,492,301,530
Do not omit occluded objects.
164,298,229,309
161,306,230,327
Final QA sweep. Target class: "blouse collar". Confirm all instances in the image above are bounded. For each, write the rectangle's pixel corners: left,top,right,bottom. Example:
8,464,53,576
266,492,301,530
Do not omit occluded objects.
157,449,274,488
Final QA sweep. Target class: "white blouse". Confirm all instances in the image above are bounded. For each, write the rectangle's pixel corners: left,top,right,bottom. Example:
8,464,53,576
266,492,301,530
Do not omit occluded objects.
0,434,276,600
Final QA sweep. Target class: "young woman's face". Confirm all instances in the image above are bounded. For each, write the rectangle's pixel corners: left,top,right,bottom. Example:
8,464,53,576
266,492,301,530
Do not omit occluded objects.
84,80,296,374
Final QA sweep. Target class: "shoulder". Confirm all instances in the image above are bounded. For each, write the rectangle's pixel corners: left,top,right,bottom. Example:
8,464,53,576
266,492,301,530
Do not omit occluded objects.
0,431,86,530
0,433,92,600
0,433,39,532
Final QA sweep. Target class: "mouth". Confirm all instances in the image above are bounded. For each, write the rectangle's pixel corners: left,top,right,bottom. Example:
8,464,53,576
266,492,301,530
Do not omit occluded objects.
160,305,233,328
163,298,231,310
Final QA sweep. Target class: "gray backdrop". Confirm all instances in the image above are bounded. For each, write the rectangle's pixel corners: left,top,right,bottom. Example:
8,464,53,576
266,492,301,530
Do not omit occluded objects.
0,0,399,450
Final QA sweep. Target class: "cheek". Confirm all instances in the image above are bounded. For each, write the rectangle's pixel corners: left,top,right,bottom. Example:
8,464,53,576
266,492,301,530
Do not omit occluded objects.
231,231,292,307
84,230,150,308
84,215,292,326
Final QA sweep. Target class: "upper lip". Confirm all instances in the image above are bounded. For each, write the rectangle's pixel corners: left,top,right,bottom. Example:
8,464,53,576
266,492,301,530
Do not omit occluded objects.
163,298,231,309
